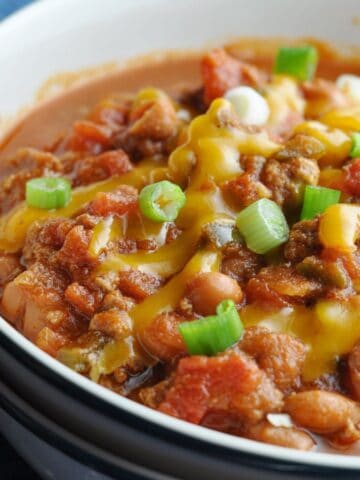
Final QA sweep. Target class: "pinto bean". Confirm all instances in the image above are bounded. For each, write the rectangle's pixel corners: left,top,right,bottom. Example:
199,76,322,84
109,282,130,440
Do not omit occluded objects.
245,421,315,451
186,272,243,316
348,342,360,401
285,390,357,434
327,400,360,448
327,419,360,449
0,253,22,285
2,280,26,325
139,312,186,361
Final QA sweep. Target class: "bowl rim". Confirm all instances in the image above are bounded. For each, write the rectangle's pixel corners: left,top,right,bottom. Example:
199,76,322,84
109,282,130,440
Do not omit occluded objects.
1,0,360,470
2,316,360,470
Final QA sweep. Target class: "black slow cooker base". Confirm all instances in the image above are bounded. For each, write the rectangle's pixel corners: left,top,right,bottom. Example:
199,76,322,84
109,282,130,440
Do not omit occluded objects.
1,331,360,480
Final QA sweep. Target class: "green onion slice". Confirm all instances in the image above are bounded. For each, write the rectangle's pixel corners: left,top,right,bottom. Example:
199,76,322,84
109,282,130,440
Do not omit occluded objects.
139,180,186,222
350,133,360,158
300,185,341,221
236,198,289,254
274,46,318,81
179,299,243,356
26,177,72,210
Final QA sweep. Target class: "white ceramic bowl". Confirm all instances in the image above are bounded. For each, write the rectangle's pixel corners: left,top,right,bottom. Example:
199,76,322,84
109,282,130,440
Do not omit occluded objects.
0,1,359,479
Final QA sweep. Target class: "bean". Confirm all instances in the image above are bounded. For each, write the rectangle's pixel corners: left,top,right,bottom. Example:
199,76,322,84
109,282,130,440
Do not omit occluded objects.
139,312,186,361
2,281,26,324
285,390,355,434
0,253,21,285
348,342,360,401
186,272,243,316
246,421,315,451
328,419,360,449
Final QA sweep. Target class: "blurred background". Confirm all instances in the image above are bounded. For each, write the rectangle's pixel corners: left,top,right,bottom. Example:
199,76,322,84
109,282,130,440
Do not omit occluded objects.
0,0,33,19
0,5,38,480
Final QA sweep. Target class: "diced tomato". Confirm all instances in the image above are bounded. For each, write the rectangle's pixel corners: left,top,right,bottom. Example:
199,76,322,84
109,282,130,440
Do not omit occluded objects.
202,49,243,105
321,248,360,282
98,150,132,175
158,352,261,424
89,309,131,340
74,121,112,143
65,282,98,317
201,48,266,105
36,327,69,357
344,158,360,197
73,149,132,186
67,120,113,154
118,270,161,300
246,266,323,309
223,173,271,208
89,185,138,217
57,225,95,268
89,102,127,127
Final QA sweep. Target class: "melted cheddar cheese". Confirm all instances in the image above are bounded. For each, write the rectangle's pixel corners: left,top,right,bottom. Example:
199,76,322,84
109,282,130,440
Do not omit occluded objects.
2,82,360,384
242,297,360,380
0,161,168,253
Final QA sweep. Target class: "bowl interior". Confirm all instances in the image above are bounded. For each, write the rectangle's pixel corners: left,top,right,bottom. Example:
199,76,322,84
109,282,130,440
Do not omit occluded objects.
0,0,360,470
0,0,358,116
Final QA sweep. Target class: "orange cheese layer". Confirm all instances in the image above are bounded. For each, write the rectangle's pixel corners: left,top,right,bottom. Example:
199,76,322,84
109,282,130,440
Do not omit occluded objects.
242,297,360,381
0,161,167,253
2,96,360,380
131,248,221,332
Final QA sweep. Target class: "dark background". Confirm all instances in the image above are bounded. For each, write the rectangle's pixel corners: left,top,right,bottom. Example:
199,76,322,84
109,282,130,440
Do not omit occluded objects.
0,435,39,479
0,2,39,479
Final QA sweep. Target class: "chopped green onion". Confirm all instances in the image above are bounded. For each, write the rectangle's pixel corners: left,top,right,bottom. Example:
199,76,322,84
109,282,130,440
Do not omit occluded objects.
139,180,186,222
236,198,289,254
26,177,71,209
274,46,318,81
350,133,360,158
179,299,243,356
300,185,341,220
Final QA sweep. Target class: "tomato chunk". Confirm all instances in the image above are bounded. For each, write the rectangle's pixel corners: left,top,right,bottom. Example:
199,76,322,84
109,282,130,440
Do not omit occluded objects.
201,48,266,105
202,49,242,105
158,351,262,424
89,185,138,217
344,158,360,197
